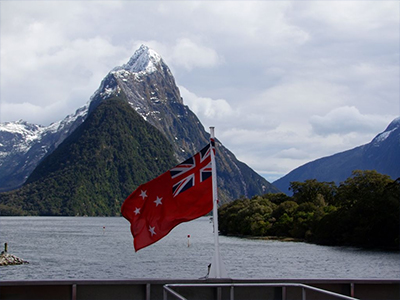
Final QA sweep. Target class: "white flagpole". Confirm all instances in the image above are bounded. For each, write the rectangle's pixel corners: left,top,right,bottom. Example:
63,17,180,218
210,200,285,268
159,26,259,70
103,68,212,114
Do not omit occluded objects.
209,127,227,278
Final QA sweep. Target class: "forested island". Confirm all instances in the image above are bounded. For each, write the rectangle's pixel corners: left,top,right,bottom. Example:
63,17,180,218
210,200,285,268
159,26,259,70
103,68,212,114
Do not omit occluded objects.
218,170,400,250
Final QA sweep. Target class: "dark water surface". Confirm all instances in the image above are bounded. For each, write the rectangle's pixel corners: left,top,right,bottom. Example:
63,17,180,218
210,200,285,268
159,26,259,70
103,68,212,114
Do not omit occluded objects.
1,217,399,280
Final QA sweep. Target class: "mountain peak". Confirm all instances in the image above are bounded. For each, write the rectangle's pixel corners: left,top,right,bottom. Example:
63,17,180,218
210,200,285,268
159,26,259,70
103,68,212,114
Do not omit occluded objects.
372,116,400,145
386,116,400,131
119,44,162,74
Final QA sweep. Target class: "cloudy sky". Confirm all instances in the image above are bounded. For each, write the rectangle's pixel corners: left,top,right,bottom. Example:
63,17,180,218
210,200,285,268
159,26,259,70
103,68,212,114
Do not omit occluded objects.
1,1,399,182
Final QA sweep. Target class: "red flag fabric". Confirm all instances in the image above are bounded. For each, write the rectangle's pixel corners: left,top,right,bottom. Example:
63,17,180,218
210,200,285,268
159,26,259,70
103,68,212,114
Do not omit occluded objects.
121,140,214,251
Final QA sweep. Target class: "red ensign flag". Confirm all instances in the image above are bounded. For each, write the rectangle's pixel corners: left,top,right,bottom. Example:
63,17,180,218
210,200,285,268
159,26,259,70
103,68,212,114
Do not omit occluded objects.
121,140,214,251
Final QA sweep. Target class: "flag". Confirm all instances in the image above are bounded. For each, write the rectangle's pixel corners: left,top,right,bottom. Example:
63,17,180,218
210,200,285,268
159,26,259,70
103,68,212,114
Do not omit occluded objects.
121,140,215,251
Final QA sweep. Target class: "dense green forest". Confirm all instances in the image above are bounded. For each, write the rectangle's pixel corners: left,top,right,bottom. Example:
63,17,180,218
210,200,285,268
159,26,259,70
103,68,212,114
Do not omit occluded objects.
218,170,400,250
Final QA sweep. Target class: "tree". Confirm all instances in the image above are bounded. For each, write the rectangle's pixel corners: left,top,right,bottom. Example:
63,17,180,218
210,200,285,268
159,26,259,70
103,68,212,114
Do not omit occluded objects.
218,171,399,250
336,170,392,209
318,170,399,249
290,179,337,206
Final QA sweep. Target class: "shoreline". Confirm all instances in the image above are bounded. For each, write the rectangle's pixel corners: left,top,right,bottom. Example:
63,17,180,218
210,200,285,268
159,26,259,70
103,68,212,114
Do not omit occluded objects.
222,234,304,243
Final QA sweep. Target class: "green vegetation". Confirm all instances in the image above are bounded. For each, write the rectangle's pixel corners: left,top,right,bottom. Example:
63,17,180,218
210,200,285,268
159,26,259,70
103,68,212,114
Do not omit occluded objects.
219,170,400,250
0,98,177,216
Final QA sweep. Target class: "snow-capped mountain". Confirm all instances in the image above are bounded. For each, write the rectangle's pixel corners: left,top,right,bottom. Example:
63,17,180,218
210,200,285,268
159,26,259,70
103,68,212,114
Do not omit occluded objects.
273,117,400,194
0,105,88,191
116,44,163,74
88,45,185,159
370,116,400,146
0,121,45,155
88,44,277,202
0,45,277,201
0,45,176,192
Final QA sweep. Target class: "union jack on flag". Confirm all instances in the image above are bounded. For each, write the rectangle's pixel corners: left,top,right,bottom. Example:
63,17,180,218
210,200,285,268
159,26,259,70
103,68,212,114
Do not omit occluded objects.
170,140,215,197
121,139,214,251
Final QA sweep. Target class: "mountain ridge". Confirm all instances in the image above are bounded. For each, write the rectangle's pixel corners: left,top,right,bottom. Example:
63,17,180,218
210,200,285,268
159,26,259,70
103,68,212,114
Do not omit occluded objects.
273,117,400,194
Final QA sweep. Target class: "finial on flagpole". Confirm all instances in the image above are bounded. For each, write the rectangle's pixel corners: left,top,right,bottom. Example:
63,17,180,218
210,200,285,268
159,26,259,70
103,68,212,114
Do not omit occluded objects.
210,127,215,139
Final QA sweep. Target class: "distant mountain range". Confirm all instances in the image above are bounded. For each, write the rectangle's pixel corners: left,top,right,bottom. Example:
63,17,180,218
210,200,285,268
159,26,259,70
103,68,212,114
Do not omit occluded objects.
0,45,278,215
273,117,400,194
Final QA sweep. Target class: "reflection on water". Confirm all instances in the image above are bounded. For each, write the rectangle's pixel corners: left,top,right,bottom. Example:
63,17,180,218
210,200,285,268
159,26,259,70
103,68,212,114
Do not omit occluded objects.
0,217,399,280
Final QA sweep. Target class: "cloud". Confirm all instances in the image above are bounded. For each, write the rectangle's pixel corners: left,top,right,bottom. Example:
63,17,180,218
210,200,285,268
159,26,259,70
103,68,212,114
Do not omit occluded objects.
292,2,399,40
130,39,223,72
1,35,127,124
275,148,310,160
1,1,130,125
180,86,234,119
1,1,398,183
171,39,223,70
310,106,392,136
1,101,69,126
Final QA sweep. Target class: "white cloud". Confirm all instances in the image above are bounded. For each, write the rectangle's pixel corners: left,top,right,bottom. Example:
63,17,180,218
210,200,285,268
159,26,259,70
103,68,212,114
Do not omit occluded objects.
294,1,399,39
171,39,223,71
180,86,235,119
275,148,310,160
0,1,398,184
1,35,127,124
310,106,391,136
2,101,69,126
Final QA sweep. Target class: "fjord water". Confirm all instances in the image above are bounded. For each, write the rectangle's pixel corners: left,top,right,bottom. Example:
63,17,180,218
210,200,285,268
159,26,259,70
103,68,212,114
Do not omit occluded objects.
0,217,399,280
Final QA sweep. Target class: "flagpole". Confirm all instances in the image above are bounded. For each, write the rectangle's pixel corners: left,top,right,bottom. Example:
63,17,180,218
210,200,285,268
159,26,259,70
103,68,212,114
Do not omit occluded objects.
209,127,227,278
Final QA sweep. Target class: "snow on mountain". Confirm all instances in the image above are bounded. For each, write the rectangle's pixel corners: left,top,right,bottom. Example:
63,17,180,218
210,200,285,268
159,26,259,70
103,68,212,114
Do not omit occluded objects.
110,44,164,87
372,116,400,145
89,44,181,124
116,44,162,74
0,104,88,152
0,104,88,191
0,121,45,156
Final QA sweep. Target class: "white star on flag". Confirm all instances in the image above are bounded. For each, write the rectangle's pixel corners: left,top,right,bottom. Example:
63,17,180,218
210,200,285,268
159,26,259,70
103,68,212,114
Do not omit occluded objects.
121,139,214,252
154,196,163,207
140,190,147,200
149,226,156,236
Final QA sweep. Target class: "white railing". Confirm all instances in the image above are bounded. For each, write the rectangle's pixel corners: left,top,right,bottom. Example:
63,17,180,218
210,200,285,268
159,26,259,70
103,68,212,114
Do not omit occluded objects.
163,283,360,300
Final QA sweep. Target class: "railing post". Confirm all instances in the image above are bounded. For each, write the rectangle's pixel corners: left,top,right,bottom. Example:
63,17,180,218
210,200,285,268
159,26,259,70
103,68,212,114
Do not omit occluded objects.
282,286,286,300
302,287,306,300
217,287,222,300
71,284,77,300
350,283,355,298
146,283,151,300
230,285,234,300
